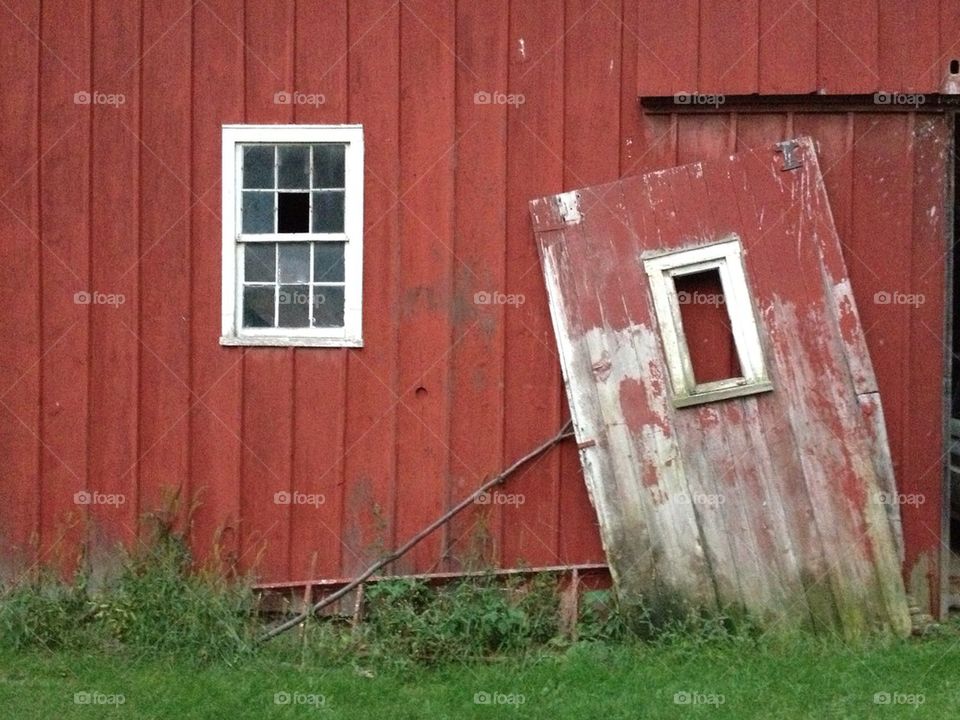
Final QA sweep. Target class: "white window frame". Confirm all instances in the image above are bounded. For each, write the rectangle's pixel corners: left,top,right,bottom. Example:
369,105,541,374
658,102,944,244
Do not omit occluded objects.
220,124,363,347
643,237,772,407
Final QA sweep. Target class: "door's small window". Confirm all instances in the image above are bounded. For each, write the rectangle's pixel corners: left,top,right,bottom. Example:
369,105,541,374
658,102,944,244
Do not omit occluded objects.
643,237,772,407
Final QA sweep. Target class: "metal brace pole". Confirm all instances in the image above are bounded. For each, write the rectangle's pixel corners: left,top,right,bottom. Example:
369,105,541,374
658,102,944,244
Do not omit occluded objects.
260,419,575,642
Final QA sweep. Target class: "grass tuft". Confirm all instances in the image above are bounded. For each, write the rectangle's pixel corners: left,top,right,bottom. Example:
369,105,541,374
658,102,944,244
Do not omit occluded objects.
0,522,256,664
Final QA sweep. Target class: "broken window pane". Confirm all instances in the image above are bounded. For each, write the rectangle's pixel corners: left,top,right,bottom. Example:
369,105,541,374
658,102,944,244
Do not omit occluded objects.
673,268,741,383
312,191,344,233
313,286,345,327
278,243,310,283
244,242,276,282
242,191,274,234
313,242,345,282
277,192,310,233
312,144,345,188
243,145,274,189
278,284,310,327
243,286,275,327
278,145,310,189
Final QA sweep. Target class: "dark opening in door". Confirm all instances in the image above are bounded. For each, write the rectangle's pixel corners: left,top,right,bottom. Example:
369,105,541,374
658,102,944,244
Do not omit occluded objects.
948,112,960,610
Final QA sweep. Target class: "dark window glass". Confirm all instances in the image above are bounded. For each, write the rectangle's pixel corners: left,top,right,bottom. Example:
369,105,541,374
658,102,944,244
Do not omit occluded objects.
243,286,275,327
242,191,274,234
278,243,310,283
278,145,310,189
313,242,345,282
312,144,345,188
277,192,309,233
311,191,345,233
313,286,345,328
244,243,276,282
278,285,310,327
243,146,274,189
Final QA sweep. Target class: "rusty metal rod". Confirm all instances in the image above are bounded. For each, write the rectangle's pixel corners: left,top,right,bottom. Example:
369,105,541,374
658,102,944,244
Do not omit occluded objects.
259,419,575,642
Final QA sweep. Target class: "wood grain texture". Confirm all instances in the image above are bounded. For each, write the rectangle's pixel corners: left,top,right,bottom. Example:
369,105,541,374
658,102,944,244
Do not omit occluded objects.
758,0,817,94
87,0,141,582
446,0,508,571
817,0,880,94
699,0,758,94
139,0,193,539
635,0,698,96
393,0,456,574
633,0,946,95
0,0,41,579
341,0,401,576
531,137,911,636
38,0,92,577
877,0,940,92
904,114,951,613
502,0,566,569
189,0,245,574
2,1,950,620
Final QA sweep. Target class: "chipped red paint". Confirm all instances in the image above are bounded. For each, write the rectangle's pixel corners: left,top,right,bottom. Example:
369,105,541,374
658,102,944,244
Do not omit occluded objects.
0,2,951,621
531,137,911,635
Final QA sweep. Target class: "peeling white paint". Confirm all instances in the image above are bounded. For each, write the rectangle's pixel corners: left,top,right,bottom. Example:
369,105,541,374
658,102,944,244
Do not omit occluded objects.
556,191,581,224
533,140,911,636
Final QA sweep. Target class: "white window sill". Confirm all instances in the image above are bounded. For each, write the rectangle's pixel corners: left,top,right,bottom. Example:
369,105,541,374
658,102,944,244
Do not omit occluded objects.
672,379,773,408
220,335,363,348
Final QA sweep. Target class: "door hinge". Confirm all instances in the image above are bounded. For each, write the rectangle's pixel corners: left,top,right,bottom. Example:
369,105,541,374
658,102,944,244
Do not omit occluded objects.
775,140,802,171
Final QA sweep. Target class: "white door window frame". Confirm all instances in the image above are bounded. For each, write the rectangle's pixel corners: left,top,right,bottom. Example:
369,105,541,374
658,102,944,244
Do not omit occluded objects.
220,124,363,347
643,237,772,407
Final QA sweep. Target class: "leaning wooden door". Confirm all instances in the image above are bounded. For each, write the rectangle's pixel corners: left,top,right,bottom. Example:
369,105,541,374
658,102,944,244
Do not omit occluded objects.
530,137,910,637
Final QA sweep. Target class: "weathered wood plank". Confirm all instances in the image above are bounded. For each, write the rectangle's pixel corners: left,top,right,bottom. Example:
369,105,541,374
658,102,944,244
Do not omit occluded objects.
531,137,910,636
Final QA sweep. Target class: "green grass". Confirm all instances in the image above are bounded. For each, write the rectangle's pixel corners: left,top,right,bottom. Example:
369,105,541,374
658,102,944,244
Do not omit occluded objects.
4,524,960,718
2,634,960,719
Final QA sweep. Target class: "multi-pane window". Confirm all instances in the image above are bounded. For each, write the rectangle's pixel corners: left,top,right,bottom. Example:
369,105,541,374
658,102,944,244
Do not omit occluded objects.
221,126,363,347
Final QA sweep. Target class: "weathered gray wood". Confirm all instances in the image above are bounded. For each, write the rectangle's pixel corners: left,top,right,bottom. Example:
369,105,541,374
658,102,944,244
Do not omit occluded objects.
530,137,911,637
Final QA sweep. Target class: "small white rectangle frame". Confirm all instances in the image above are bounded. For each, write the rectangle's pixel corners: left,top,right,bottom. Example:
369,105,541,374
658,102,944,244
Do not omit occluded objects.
643,237,772,407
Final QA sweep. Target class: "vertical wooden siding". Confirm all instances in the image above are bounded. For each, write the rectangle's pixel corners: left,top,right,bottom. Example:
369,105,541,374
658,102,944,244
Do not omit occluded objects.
640,110,950,612
0,0,948,615
637,0,954,95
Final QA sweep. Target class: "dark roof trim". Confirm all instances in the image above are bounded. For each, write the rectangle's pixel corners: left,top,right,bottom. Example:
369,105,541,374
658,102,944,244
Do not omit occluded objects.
640,93,960,114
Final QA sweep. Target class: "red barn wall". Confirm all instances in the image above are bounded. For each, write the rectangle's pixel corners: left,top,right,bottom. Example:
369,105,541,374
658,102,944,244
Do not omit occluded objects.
0,0,952,612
